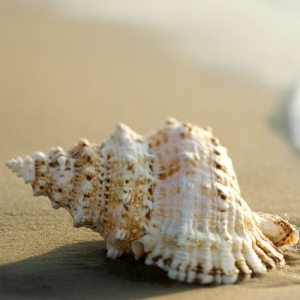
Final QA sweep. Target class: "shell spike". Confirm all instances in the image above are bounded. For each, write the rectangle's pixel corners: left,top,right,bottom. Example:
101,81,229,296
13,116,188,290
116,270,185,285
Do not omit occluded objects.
111,122,142,143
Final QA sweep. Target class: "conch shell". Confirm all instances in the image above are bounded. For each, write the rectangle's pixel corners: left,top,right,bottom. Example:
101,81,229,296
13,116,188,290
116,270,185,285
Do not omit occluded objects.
6,118,299,284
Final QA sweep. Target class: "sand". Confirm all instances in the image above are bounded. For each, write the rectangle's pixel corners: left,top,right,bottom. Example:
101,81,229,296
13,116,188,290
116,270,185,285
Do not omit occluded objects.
1,1,300,299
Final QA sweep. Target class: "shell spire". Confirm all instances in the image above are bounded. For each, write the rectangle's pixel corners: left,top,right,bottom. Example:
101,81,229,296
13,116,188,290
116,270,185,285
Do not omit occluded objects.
6,155,36,183
6,118,299,285
6,146,76,201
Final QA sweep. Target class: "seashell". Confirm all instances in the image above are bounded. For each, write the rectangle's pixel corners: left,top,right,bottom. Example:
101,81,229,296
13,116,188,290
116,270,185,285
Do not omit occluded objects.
6,118,299,285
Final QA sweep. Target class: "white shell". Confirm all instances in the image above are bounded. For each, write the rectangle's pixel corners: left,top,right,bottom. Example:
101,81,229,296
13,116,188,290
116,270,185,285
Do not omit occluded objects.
6,118,299,285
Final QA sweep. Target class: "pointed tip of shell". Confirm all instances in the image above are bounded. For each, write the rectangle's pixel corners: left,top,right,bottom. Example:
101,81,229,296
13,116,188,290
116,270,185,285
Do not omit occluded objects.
5,158,18,171
6,156,36,183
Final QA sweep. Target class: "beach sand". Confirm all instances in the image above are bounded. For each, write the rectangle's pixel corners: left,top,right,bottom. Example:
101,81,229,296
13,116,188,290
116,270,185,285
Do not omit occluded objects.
1,1,300,299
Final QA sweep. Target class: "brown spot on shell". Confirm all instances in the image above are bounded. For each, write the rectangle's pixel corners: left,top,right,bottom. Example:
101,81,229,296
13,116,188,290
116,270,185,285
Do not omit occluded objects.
180,132,188,139
158,172,167,180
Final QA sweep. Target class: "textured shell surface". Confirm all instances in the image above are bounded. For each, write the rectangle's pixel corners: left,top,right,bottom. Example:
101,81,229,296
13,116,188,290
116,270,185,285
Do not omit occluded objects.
6,118,299,285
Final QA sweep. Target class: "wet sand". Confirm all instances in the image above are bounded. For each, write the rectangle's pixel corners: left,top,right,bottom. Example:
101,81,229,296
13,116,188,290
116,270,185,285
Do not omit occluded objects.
1,1,300,299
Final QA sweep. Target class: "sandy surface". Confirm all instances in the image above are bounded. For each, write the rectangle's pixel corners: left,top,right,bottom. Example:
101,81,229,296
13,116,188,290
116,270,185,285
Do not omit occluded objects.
1,1,300,299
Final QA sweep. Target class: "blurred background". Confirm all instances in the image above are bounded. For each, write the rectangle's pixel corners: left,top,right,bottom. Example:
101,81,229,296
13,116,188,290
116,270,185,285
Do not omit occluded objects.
2,1,300,129
26,0,300,87
2,0,300,144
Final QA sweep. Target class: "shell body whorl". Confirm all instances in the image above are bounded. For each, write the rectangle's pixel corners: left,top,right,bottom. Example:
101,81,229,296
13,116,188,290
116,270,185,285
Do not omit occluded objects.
6,118,299,284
